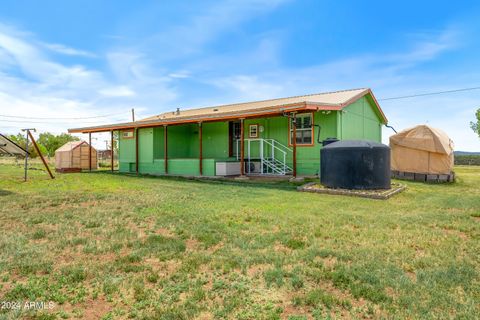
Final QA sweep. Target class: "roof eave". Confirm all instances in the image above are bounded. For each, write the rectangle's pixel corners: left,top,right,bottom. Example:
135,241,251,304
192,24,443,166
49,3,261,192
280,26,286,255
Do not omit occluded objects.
69,102,345,133
339,89,388,124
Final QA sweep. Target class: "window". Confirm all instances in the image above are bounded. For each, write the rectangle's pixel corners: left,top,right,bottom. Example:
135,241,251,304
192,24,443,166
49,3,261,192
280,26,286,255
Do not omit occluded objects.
249,124,259,138
122,130,134,139
289,113,313,145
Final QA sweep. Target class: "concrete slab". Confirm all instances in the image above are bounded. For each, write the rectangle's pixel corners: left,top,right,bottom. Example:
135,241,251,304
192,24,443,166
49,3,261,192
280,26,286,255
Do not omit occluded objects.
234,175,250,181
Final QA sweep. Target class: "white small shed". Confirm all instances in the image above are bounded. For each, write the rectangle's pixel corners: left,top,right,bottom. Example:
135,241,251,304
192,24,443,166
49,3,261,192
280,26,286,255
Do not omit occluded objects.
55,141,97,172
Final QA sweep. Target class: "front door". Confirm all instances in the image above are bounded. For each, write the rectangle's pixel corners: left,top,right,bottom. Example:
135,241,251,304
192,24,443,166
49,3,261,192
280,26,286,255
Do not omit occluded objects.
228,121,241,157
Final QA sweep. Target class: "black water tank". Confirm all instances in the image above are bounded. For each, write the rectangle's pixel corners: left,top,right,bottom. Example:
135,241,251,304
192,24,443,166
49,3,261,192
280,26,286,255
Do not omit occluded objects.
320,140,391,190
322,137,339,146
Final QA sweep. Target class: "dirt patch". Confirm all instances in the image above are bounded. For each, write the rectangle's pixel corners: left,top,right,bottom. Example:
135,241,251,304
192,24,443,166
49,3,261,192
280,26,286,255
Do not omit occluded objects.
322,282,367,310
442,228,469,240
156,227,175,238
406,271,417,283
385,286,397,299
247,263,272,277
144,258,181,277
415,247,426,258
203,277,214,291
314,256,337,269
0,281,12,298
195,311,214,320
58,296,111,320
281,303,312,319
82,297,111,320
186,238,200,251
273,242,292,254
206,241,224,254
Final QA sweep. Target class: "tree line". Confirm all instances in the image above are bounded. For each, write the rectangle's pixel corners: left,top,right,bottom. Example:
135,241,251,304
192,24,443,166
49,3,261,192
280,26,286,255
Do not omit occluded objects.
7,132,79,158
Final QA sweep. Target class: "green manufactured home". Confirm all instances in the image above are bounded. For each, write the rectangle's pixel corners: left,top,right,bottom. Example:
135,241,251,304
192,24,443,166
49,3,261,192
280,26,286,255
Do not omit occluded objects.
69,88,388,177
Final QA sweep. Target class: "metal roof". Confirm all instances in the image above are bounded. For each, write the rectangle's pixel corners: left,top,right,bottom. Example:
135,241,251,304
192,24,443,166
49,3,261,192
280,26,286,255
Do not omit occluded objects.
55,141,88,153
0,134,28,156
69,88,387,133
140,88,369,122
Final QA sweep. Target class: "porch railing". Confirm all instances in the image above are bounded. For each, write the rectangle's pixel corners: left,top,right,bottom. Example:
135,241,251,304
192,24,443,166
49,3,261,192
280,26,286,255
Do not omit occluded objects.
235,138,293,175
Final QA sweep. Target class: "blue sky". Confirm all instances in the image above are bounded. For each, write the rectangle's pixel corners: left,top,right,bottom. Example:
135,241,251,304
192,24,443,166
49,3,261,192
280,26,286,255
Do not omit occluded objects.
0,0,479,150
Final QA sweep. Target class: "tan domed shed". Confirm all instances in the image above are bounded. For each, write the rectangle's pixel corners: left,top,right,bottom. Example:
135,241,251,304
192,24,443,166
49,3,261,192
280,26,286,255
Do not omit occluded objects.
55,141,97,172
389,125,454,175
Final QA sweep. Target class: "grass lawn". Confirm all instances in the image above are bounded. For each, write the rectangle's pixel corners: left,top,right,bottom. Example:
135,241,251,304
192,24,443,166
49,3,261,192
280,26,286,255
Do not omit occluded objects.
0,163,479,319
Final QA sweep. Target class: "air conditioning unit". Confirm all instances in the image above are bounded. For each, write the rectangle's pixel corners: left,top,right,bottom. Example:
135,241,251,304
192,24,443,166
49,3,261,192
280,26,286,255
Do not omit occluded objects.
246,161,261,174
215,162,241,176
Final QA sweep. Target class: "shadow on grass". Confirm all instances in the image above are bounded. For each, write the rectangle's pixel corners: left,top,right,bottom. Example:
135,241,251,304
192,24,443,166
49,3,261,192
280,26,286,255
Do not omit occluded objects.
84,170,315,191
0,189,14,196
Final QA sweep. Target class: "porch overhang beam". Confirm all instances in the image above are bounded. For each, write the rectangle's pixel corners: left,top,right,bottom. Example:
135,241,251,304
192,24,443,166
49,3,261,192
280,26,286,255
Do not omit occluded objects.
88,132,92,172
110,130,114,172
135,128,139,174
240,118,245,176
164,125,168,174
198,122,203,176
68,102,332,134
292,112,297,178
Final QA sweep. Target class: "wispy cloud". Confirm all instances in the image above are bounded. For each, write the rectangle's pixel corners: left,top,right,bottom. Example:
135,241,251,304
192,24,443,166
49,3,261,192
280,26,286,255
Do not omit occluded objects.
0,23,176,146
98,85,136,97
42,43,97,58
137,0,290,63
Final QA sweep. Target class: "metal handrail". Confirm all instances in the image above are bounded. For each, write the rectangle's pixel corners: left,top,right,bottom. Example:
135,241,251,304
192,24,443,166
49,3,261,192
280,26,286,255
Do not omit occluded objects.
235,138,292,175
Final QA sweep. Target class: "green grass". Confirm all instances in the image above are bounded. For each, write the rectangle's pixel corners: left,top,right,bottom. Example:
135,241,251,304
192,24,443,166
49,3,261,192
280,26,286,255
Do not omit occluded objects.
0,162,479,319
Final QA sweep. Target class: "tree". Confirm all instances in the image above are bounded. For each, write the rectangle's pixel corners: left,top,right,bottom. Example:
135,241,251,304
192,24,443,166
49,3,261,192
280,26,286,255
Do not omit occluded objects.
471,108,480,138
37,132,79,157
8,133,47,158
8,132,78,158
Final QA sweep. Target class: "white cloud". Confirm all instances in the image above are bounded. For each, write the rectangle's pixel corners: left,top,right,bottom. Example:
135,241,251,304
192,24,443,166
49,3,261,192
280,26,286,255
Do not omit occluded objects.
193,26,480,151
42,43,97,58
0,23,177,149
168,71,191,79
99,86,136,97
209,75,284,100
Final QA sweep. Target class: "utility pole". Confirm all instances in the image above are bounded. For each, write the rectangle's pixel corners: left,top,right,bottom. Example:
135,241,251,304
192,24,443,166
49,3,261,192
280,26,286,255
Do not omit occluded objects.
21,128,35,182
131,108,135,122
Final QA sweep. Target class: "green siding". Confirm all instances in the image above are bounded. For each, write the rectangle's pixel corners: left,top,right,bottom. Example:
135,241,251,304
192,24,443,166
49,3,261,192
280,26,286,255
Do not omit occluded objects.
339,96,382,142
119,126,218,176
153,127,164,159
139,128,154,162
117,94,384,177
244,111,337,175
203,122,229,159
118,131,135,164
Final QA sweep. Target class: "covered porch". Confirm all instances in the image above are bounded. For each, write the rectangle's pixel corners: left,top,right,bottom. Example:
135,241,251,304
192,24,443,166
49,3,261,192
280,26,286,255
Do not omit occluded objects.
116,115,298,177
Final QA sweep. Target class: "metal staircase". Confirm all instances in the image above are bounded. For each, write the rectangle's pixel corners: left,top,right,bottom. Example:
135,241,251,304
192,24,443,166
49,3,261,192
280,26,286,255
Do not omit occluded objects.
236,139,293,175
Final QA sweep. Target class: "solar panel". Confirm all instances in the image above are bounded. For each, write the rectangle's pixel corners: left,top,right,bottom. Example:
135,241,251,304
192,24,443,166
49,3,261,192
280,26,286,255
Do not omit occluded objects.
0,134,28,156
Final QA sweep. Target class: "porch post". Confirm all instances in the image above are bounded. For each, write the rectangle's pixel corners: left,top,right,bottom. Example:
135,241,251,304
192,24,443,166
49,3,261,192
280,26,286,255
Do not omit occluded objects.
199,122,203,176
240,119,245,175
292,113,297,178
164,125,168,174
88,132,92,172
135,128,139,174
110,130,114,172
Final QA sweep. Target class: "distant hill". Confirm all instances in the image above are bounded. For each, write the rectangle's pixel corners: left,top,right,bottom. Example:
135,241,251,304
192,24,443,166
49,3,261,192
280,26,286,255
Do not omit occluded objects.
455,151,480,156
